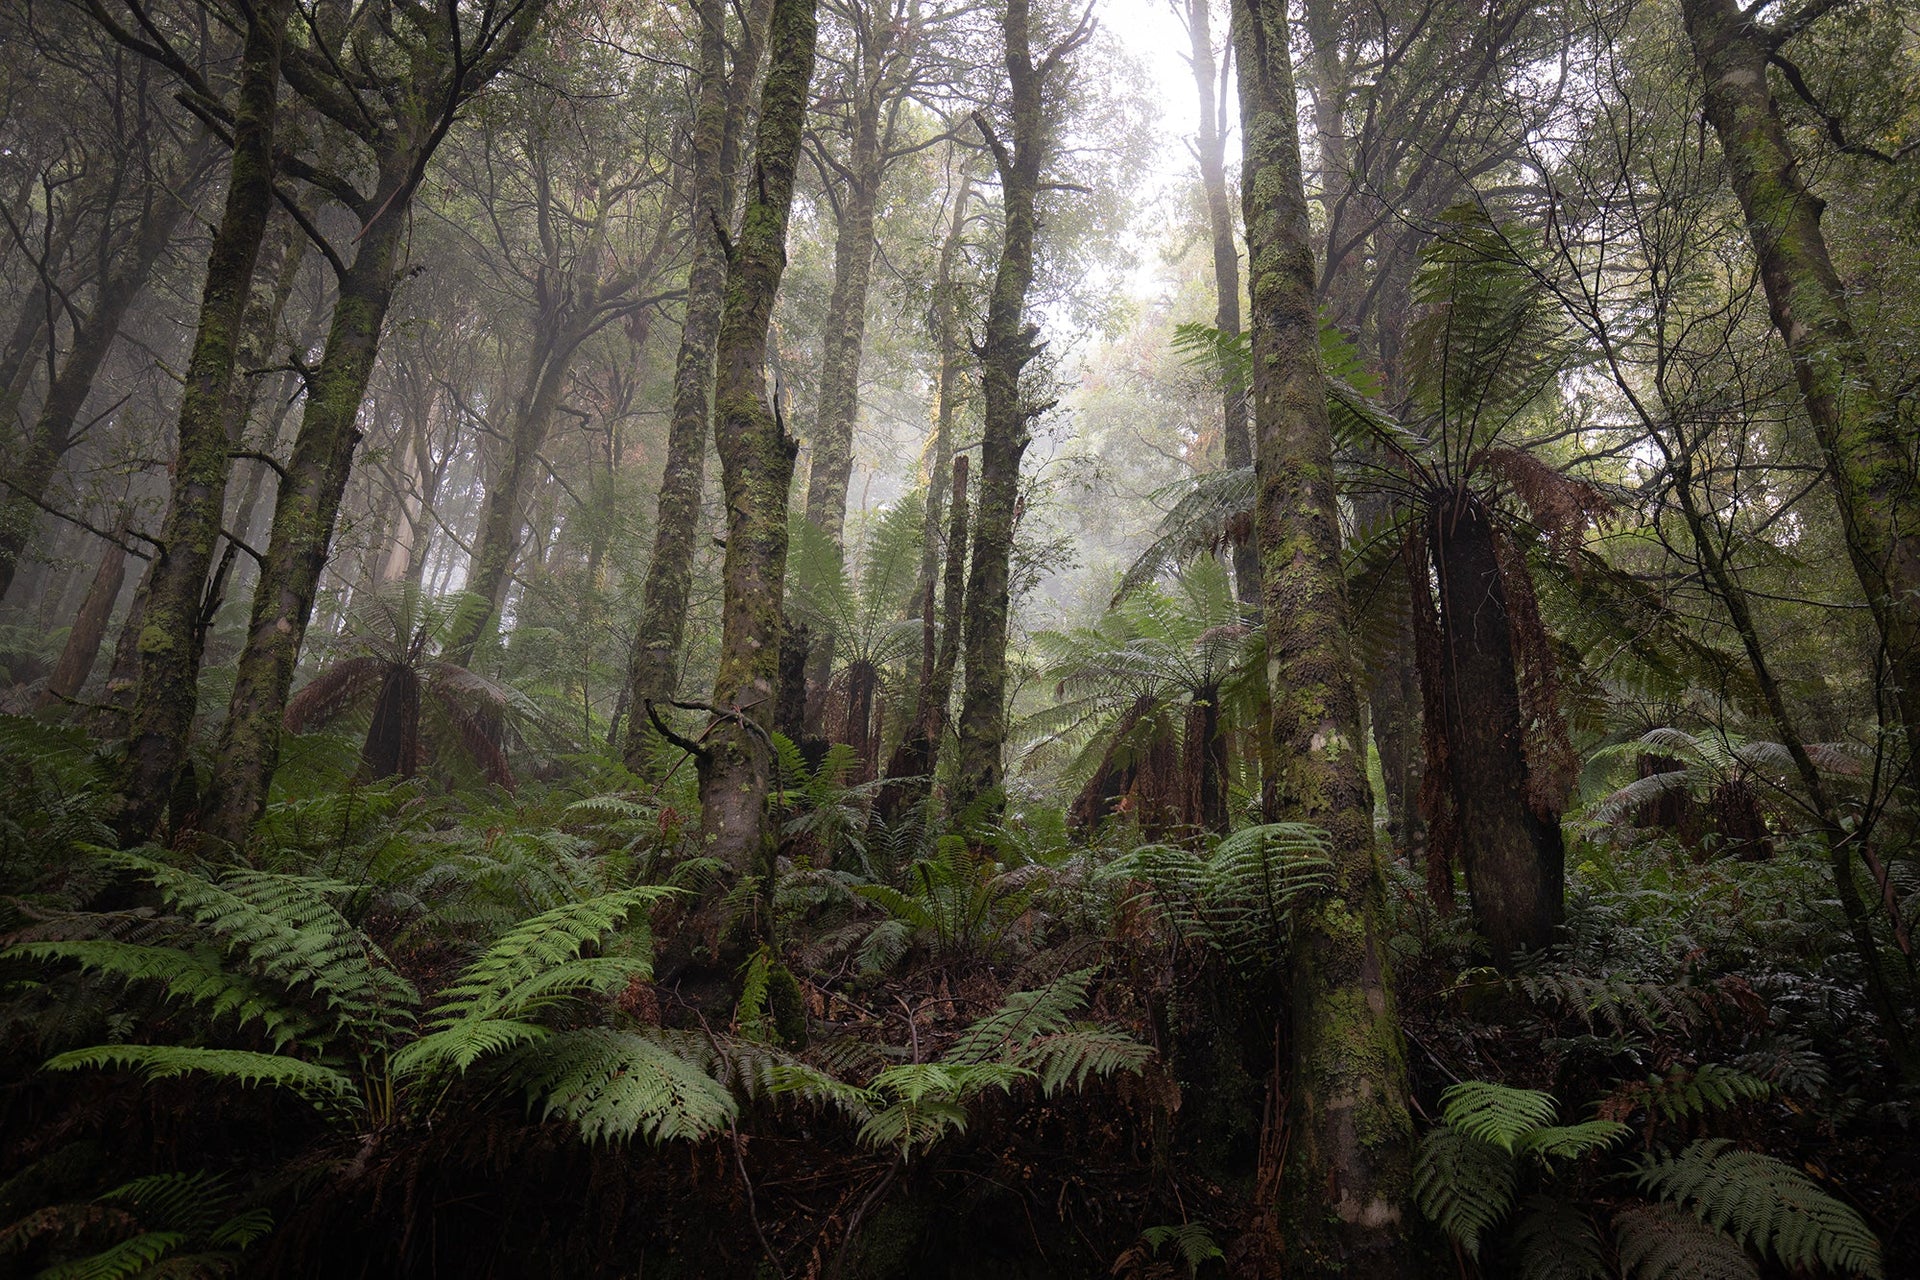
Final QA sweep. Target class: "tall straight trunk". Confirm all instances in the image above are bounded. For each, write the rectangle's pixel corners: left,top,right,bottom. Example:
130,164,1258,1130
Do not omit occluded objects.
800,108,883,542
40,524,133,710
1187,0,1260,610
954,0,1088,813
116,0,289,840
910,166,974,661
696,0,818,874
1233,0,1413,1272
1682,0,1920,745
1425,497,1563,958
623,0,774,773
0,185,192,606
879,453,968,820
199,197,410,847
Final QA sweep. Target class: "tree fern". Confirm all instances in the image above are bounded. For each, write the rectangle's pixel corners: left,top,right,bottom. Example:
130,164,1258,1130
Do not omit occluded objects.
1137,1222,1223,1277
1437,1082,1561,1151
1632,1140,1882,1277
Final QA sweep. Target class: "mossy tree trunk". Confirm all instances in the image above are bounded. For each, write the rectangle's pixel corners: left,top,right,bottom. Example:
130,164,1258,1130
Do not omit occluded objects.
1682,0,1920,749
623,0,774,774
1232,0,1414,1271
880,453,968,822
696,0,819,875
1185,0,1260,611
201,191,410,848
116,0,290,840
953,0,1092,815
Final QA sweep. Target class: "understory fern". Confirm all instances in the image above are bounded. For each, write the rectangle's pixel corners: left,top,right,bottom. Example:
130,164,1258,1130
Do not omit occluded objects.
1632,1140,1881,1277
1415,1079,1883,1277
767,967,1151,1155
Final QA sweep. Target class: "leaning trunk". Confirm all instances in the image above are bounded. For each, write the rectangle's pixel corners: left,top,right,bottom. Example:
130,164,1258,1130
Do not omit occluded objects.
199,194,410,848
1682,0,1920,747
696,0,818,875
1233,0,1413,1270
117,0,290,839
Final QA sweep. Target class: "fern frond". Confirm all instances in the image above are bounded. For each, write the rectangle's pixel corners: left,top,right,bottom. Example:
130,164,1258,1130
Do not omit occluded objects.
1438,1081,1560,1152
8,941,306,1048
1412,1124,1516,1256
45,1045,357,1104
1614,1205,1760,1280
520,1028,736,1144
1021,1026,1153,1095
1515,1119,1630,1160
35,1229,189,1280
944,968,1094,1065
1508,1196,1609,1280
426,887,673,1024
389,1018,550,1077
1139,1222,1224,1277
1632,1140,1882,1277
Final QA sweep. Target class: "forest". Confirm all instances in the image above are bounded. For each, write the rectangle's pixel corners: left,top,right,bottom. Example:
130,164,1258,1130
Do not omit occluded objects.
0,0,1916,1271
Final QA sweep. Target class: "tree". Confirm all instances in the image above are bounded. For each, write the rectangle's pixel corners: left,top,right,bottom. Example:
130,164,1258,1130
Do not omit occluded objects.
623,0,776,774
952,0,1093,815
1679,0,1920,759
198,0,554,847
1232,0,1413,1269
113,0,293,840
695,0,820,876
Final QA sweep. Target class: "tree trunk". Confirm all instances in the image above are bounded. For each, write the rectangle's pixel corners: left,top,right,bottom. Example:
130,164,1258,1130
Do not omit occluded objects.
623,0,775,773
1232,0,1413,1271
39,524,132,710
116,0,289,840
199,196,410,848
1682,0,1920,748
879,453,968,822
955,0,1088,814
1187,0,1260,611
800,116,882,543
696,0,818,875
0,179,193,606
1425,497,1563,960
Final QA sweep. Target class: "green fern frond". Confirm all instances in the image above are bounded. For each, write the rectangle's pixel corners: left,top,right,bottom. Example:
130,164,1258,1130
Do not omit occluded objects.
1412,1124,1516,1256
944,968,1094,1065
1508,1196,1609,1280
1614,1064,1771,1123
8,941,307,1048
1438,1081,1560,1152
521,1028,737,1144
389,1018,550,1077
1632,1140,1882,1277
34,1229,188,1280
426,886,672,1024
1139,1222,1224,1277
45,1045,357,1105
1022,1027,1153,1095
764,1061,879,1122
1515,1119,1631,1160
1614,1204,1760,1280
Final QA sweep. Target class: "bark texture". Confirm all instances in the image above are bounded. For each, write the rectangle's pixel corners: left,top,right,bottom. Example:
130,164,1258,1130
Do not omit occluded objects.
953,0,1090,813
1186,0,1260,610
623,0,774,773
696,0,819,874
116,0,289,839
40,524,132,710
1682,0,1920,746
1233,0,1413,1270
